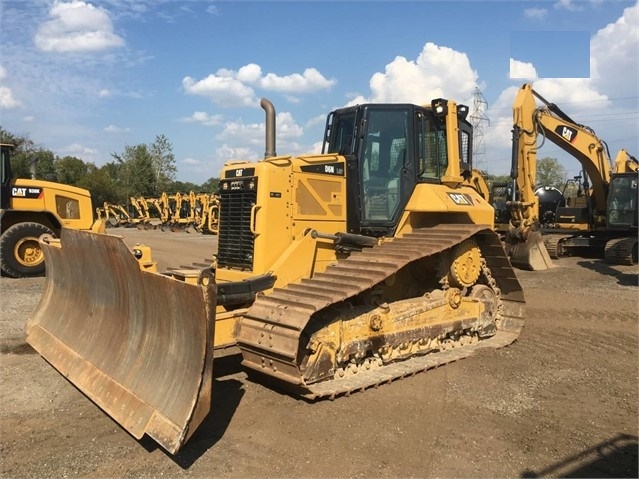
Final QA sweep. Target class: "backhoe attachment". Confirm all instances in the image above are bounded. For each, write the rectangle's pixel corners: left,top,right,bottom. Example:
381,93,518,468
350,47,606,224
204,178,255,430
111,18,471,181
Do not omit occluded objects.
25,228,216,454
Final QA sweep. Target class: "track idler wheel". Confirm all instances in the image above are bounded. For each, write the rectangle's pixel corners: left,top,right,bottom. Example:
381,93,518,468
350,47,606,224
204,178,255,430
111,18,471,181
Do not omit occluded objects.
470,284,498,337
448,239,481,288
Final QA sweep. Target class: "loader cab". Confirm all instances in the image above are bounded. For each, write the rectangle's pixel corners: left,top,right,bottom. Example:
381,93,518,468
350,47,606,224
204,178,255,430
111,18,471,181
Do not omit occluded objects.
1,144,13,210
607,173,638,230
323,102,468,237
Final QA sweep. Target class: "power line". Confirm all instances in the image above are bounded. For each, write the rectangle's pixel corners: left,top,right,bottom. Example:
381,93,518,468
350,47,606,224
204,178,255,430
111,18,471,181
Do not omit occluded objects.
487,95,639,114
470,86,490,170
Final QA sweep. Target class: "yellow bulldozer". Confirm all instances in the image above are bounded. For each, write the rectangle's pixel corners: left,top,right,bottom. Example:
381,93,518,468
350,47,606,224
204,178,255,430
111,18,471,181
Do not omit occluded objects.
25,98,526,454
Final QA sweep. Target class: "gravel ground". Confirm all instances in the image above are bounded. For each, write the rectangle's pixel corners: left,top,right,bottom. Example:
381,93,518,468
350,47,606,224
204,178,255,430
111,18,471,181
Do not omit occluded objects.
1,228,637,478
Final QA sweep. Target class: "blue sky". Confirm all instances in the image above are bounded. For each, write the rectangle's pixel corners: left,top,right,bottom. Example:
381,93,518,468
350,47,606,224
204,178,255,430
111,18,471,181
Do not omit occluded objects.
1,0,637,184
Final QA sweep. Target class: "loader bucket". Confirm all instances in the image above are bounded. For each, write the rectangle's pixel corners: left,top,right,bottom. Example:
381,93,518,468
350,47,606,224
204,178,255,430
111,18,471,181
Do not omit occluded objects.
507,230,555,271
25,228,216,454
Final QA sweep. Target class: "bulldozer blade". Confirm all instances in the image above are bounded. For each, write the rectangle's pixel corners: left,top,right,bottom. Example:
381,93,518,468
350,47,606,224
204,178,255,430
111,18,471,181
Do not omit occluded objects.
508,230,555,271
24,228,216,454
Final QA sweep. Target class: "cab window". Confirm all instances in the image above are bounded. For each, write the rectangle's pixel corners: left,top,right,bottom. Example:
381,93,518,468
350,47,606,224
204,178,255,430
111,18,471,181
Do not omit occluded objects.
417,112,447,180
56,196,80,219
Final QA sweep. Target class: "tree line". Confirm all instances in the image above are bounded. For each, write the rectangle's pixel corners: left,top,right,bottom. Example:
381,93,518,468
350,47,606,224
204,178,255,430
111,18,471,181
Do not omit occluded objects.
2,126,569,208
1,127,219,209
480,156,568,191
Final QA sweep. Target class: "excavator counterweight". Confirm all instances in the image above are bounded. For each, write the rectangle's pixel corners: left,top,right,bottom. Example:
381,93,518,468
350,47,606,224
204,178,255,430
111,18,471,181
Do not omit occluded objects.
25,228,216,454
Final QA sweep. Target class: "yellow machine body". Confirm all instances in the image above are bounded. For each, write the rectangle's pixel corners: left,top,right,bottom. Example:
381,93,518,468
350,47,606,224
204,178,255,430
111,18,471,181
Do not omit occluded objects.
25,98,525,454
1,144,95,277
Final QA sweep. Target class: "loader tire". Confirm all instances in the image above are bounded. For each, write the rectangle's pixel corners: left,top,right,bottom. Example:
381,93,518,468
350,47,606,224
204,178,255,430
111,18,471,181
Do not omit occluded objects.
0,222,54,278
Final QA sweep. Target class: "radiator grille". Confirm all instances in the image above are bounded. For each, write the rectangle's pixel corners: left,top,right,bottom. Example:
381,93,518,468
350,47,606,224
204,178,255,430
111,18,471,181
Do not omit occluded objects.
217,179,257,270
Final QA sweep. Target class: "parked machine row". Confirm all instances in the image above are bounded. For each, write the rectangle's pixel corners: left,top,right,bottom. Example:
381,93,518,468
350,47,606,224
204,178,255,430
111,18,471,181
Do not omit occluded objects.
97,192,220,233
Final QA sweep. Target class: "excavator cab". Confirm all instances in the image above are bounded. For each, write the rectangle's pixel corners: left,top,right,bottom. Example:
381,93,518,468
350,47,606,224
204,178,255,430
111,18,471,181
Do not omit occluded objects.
607,174,638,229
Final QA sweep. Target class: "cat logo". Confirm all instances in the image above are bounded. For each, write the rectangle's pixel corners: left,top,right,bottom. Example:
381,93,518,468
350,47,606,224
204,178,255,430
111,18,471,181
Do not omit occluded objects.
11,187,43,199
555,125,578,144
447,192,473,206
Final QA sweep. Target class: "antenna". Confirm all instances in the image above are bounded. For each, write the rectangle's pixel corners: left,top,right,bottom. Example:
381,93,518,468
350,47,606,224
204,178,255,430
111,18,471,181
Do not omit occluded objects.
469,86,490,170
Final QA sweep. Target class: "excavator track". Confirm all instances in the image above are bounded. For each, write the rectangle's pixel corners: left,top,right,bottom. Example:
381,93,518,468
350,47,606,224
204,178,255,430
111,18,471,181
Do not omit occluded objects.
237,224,525,400
543,234,566,259
604,236,638,265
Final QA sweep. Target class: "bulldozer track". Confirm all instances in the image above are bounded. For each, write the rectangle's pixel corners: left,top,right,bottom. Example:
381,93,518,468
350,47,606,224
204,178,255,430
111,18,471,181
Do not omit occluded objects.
604,236,637,265
237,223,525,400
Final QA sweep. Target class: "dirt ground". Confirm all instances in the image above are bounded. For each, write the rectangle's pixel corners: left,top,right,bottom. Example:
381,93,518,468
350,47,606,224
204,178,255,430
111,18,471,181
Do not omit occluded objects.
1,227,637,478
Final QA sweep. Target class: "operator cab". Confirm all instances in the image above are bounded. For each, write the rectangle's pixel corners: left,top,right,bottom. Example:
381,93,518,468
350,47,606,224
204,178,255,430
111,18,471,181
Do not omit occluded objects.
322,102,472,237
607,174,638,229
1,144,14,210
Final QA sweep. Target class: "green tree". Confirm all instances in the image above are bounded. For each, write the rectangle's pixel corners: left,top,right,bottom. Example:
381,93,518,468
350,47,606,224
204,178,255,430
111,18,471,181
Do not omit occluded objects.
199,177,220,193
536,157,566,189
77,164,118,211
167,180,199,194
149,134,177,194
34,149,56,180
55,156,89,185
112,144,156,199
484,173,511,188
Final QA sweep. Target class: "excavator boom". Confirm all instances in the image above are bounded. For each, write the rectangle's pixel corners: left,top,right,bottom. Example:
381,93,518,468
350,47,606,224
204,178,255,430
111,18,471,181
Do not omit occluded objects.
25,228,216,454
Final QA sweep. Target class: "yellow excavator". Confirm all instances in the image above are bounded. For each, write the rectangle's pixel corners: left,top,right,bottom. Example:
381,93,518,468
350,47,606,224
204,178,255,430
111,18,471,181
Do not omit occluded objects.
25,98,526,454
514,83,638,264
194,192,219,234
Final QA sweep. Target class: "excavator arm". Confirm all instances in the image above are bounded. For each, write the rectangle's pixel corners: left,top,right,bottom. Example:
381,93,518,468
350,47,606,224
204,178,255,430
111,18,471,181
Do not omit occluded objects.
614,149,639,174
506,84,554,270
526,86,611,218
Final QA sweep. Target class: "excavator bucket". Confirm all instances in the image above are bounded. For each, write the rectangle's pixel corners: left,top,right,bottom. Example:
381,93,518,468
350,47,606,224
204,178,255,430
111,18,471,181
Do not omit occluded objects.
507,230,555,271
24,228,216,454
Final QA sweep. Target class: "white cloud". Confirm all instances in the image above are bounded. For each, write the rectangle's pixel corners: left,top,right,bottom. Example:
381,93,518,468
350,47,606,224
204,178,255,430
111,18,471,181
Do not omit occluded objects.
524,8,548,19
182,63,336,107
182,73,257,107
258,68,336,93
98,89,111,98
0,86,21,109
356,43,479,105
34,1,125,53
554,0,583,11
206,5,220,16
590,1,639,98
0,67,21,109
509,59,538,79
274,112,304,139
236,63,263,84
104,124,130,133
59,142,99,162
216,144,260,163
180,111,224,127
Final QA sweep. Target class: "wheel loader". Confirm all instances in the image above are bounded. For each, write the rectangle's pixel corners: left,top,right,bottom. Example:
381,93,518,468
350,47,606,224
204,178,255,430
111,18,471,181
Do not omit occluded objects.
25,98,526,454
0,143,100,277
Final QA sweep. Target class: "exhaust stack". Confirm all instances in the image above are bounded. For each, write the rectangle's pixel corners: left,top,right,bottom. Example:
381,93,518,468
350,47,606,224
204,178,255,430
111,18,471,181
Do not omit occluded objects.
261,98,276,159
